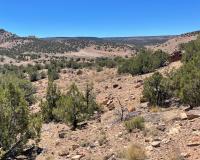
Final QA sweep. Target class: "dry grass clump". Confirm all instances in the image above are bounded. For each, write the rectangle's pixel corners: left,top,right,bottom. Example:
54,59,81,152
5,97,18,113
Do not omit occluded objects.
123,144,146,160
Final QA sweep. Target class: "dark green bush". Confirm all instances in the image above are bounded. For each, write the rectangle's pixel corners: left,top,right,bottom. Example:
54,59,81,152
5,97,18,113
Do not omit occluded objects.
0,75,41,159
42,81,98,129
30,71,41,82
118,50,169,75
143,72,171,106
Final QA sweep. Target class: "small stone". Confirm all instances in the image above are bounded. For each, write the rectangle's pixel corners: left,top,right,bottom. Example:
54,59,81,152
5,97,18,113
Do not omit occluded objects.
145,138,150,142
181,152,190,158
117,132,123,138
58,150,69,157
72,144,79,150
113,84,119,88
89,143,96,148
168,127,180,135
156,124,166,132
72,155,83,160
180,112,188,120
162,138,171,144
151,141,161,147
58,132,67,139
107,100,113,106
16,155,27,159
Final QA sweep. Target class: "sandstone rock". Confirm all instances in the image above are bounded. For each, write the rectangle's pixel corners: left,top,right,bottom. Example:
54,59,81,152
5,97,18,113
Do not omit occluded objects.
186,110,200,120
180,112,188,120
162,138,171,144
168,126,180,135
139,102,148,109
187,137,200,147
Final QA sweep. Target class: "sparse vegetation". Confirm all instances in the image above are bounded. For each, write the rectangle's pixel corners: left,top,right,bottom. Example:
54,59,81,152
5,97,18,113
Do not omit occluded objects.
123,144,146,160
118,50,169,75
124,116,145,132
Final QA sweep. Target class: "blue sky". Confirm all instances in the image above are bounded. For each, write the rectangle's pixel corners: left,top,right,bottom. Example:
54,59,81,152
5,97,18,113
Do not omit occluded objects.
0,0,200,37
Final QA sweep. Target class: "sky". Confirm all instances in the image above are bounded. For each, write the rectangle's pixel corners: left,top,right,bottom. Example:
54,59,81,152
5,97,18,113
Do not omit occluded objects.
0,0,200,37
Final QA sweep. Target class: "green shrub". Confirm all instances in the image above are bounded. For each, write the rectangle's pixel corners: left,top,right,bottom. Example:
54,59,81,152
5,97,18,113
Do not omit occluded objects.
181,35,200,63
0,74,36,105
41,80,61,122
30,71,41,82
48,66,59,81
118,50,169,75
143,72,171,106
124,117,145,132
0,80,42,159
42,81,98,129
169,53,200,108
53,83,98,129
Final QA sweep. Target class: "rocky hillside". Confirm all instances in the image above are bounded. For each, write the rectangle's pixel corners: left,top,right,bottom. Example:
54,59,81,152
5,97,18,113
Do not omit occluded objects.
146,31,199,54
31,62,200,160
0,29,136,59
0,29,17,43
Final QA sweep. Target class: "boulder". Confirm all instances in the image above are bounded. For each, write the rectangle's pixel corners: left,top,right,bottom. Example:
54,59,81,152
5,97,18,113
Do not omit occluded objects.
187,137,200,147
